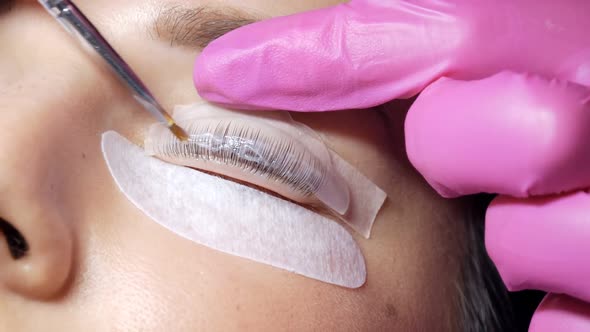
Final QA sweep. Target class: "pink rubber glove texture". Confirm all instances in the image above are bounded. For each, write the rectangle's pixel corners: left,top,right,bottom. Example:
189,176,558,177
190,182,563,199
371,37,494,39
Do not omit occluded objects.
193,1,590,330
194,0,589,111
486,192,590,332
386,71,590,332
529,295,590,332
405,72,590,199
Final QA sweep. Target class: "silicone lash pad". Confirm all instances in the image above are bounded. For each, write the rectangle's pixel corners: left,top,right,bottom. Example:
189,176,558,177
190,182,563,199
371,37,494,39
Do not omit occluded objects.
145,103,387,238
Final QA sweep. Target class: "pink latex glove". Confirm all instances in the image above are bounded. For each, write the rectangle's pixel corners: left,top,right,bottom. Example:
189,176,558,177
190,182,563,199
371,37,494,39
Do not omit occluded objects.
193,1,590,330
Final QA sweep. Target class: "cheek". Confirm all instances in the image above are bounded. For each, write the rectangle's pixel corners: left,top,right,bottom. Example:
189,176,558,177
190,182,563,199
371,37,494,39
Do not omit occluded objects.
78,212,373,331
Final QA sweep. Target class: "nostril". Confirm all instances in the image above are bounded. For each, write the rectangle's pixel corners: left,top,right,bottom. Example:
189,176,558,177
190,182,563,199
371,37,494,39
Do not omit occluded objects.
0,218,29,260
0,208,73,299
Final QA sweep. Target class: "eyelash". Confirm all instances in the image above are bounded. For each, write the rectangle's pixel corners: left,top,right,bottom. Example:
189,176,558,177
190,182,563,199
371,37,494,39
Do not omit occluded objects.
146,103,350,215
151,119,326,197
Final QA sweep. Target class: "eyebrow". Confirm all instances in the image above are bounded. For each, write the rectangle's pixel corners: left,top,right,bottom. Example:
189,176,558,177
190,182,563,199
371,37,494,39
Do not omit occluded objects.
151,4,260,49
0,0,15,13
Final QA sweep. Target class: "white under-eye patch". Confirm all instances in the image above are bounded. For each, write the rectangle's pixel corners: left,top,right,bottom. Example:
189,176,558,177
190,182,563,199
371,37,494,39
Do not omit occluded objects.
101,131,367,288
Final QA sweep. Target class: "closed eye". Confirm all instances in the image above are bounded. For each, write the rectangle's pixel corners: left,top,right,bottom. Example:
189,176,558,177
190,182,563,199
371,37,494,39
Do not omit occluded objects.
145,104,350,215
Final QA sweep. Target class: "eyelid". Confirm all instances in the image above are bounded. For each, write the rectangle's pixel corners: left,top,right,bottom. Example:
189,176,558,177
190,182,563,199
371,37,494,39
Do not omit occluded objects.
145,104,351,215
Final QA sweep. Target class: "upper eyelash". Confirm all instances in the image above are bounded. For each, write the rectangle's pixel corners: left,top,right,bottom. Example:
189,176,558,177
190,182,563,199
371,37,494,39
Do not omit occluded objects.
154,120,327,196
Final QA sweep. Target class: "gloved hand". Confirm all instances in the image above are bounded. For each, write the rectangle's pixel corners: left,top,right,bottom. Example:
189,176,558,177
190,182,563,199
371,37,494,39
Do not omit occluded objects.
193,1,590,331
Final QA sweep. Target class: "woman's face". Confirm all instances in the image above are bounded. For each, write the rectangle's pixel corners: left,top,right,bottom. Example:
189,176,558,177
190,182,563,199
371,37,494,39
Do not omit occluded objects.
1,1,467,330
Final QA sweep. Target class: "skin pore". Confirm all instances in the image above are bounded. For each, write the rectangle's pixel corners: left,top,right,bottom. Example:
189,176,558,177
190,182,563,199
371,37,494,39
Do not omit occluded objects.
1,1,469,330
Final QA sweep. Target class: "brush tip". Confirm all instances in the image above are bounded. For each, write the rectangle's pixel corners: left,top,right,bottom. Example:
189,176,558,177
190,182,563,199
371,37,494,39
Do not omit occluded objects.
169,123,189,141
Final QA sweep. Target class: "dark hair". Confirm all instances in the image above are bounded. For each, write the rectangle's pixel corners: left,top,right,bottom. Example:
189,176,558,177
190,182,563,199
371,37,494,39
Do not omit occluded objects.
379,104,516,331
457,194,515,332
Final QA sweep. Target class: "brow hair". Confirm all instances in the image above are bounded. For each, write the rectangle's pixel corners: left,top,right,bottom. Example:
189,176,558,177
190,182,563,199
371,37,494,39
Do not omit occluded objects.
151,4,259,49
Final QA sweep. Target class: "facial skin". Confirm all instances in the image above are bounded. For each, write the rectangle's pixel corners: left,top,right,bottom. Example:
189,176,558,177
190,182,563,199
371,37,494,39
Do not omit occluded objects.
1,1,468,331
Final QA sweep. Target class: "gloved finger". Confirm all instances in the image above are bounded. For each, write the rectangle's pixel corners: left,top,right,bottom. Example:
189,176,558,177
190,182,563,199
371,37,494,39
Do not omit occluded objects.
485,192,590,302
529,294,590,332
194,0,589,112
405,71,590,198
195,0,464,111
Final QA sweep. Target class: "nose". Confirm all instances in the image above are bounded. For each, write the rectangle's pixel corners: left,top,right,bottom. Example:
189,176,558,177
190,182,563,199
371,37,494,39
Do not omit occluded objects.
0,189,74,300
0,95,75,299
0,12,110,299
0,4,160,299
